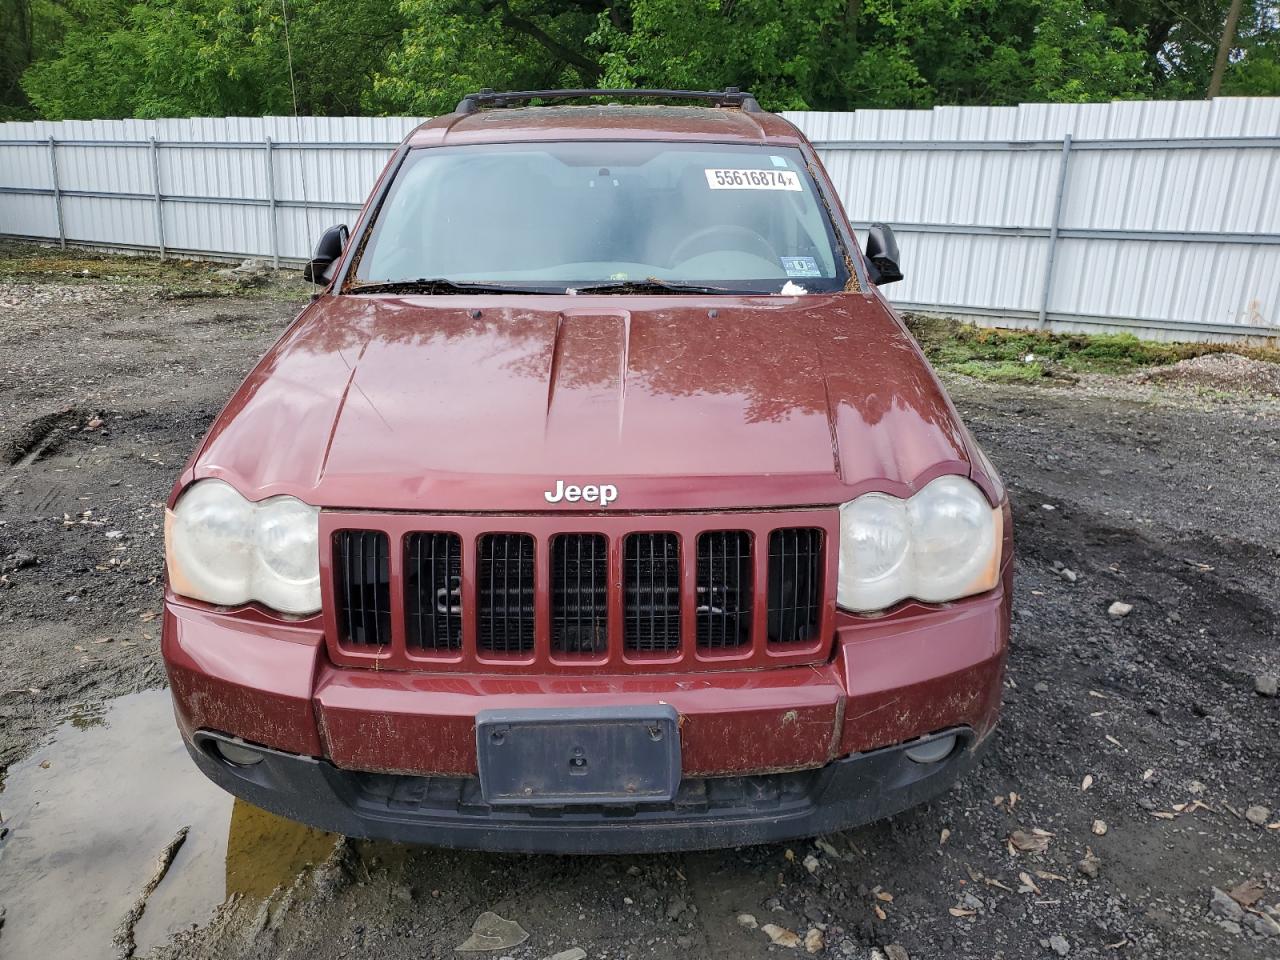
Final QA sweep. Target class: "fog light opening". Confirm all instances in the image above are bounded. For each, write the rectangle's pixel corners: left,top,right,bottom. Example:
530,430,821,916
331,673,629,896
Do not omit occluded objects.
214,739,264,767
904,734,957,765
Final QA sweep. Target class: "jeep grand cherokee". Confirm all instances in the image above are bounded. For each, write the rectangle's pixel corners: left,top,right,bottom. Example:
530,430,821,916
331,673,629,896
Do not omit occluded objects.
162,88,1012,854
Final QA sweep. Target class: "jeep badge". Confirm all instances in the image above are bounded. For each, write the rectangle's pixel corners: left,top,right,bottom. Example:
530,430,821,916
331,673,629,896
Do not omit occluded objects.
544,480,619,506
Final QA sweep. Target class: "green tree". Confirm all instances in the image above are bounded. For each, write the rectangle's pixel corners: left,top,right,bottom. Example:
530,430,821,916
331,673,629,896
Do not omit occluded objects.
1,0,36,118
20,0,148,119
1026,0,1150,101
1102,0,1280,97
591,0,847,109
1217,2,1280,95
370,0,1152,114
22,0,405,119
14,0,1280,120
369,0,608,115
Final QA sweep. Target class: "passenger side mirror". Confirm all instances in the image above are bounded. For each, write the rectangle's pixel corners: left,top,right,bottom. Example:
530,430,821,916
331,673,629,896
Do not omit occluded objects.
302,224,349,285
865,223,904,285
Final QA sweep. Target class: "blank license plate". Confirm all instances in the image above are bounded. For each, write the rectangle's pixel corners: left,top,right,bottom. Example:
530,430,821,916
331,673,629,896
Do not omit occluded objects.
475,705,681,806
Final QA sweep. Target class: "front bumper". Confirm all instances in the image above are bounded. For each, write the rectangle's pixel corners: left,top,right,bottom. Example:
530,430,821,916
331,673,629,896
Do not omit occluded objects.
163,563,1010,851
185,724,990,854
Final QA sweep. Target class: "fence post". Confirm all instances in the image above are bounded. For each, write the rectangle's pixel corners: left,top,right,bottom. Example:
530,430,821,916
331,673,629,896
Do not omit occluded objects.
264,136,280,269
149,136,166,260
1037,133,1073,328
46,137,66,249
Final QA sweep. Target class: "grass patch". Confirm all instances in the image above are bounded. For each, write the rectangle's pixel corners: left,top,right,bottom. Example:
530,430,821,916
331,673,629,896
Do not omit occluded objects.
0,240,309,300
905,314,1280,382
949,359,1046,383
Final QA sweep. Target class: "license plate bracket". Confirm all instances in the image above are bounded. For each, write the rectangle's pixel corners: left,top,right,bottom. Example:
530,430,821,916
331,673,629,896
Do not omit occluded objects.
475,705,681,806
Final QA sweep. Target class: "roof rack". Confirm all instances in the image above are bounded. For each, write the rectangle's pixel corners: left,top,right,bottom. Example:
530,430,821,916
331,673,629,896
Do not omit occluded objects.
455,87,763,115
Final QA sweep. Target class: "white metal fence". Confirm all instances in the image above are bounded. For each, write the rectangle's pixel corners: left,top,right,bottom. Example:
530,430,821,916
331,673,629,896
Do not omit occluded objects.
0,116,422,266
2,101,1279,341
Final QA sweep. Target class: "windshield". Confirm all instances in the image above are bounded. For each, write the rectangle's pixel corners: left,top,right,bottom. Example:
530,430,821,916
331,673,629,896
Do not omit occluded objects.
353,141,849,294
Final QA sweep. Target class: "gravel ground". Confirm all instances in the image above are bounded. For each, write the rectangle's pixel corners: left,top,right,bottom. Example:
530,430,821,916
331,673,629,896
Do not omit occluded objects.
1135,353,1280,397
0,256,1277,960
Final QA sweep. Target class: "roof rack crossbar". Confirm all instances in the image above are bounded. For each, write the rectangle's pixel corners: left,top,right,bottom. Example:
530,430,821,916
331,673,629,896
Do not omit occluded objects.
455,87,762,114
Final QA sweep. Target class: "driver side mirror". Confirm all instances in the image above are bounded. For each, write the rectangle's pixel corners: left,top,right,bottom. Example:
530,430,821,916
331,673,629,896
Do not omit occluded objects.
302,224,349,285
865,223,904,285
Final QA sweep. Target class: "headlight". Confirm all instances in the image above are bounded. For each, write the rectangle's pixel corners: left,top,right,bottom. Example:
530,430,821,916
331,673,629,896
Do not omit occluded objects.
838,475,1001,612
165,479,320,615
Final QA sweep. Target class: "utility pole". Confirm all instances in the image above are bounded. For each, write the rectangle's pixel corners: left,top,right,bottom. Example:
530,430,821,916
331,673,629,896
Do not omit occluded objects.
1208,0,1244,98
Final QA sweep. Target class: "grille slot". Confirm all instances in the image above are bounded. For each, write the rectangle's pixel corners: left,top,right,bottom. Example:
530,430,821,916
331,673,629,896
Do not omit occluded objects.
405,533,463,651
696,531,752,649
552,534,608,655
624,533,681,653
768,528,823,644
334,530,391,646
477,533,535,653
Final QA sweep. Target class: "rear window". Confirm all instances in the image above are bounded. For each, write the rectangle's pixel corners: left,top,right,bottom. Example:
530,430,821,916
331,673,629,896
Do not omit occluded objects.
354,141,849,294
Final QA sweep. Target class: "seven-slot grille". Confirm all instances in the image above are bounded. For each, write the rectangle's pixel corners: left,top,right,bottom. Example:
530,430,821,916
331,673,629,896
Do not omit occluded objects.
332,520,827,666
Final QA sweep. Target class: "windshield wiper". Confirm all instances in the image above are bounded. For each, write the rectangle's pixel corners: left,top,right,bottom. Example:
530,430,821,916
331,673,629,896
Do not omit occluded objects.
349,278,734,296
348,279,548,295
570,279,731,295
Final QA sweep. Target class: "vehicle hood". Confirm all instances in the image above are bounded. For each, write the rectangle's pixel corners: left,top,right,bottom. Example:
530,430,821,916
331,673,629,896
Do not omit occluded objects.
191,293,975,511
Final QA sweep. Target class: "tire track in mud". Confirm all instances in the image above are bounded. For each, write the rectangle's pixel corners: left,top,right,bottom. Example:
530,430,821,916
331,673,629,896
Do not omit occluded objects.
1,407,91,469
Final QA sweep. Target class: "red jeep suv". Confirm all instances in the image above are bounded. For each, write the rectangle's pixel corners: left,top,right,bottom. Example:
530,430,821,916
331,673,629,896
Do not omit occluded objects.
162,88,1012,854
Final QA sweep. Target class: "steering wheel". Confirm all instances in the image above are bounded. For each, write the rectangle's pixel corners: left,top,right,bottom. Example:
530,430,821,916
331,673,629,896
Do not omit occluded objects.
670,224,779,265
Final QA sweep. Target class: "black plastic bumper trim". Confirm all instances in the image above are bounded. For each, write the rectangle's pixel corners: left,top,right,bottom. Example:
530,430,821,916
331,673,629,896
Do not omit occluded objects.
185,726,990,854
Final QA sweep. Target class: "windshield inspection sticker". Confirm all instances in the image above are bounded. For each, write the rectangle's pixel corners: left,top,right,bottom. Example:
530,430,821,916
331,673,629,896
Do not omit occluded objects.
705,168,802,191
781,256,822,277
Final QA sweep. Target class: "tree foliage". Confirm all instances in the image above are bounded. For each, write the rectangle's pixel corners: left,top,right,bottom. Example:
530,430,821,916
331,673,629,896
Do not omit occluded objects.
17,0,406,118
1,0,35,118
4,0,1278,120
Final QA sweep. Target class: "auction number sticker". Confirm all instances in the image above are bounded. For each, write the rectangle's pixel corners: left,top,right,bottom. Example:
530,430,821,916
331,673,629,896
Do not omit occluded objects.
705,168,802,191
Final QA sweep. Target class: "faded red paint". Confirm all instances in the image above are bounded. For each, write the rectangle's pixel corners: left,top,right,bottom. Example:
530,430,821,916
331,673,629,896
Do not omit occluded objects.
164,601,325,757
835,560,1012,755
179,293,982,513
162,101,1012,789
164,557,1009,777
313,662,849,776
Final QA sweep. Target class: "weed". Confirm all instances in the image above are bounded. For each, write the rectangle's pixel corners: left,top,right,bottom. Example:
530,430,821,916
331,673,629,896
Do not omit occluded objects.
0,241,308,301
950,359,1045,383
905,314,1280,383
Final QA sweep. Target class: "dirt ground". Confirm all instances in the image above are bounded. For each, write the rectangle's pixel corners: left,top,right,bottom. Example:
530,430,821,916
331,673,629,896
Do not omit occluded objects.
0,246,1277,960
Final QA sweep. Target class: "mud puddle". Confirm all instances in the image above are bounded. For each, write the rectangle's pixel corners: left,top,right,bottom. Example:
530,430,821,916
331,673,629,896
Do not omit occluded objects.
0,690,338,959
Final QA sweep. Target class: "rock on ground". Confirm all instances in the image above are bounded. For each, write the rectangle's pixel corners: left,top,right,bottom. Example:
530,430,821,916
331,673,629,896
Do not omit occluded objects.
1244,805,1271,826
1210,888,1245,922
